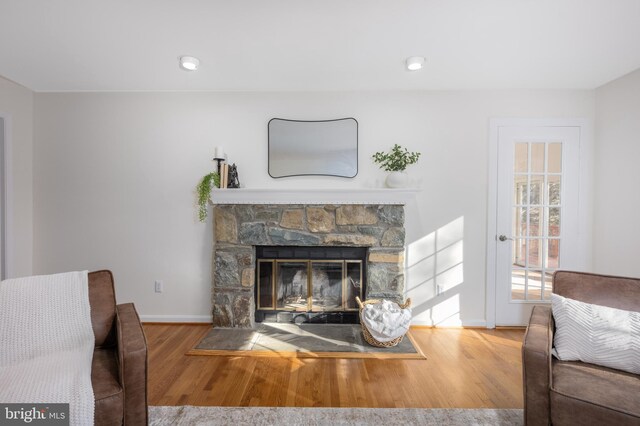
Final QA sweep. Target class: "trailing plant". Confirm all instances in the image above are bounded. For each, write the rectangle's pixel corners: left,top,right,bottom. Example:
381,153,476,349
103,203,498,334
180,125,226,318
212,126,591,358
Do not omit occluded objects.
372,144,421,172
196,172,220,222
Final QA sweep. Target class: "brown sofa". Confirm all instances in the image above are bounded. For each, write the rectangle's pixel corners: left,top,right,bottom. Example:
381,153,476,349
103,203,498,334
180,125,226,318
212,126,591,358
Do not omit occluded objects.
522,270,640,425
89,270,148,425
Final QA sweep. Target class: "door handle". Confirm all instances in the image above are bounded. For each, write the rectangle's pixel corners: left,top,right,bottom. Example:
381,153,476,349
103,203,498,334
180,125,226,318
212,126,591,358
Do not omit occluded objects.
498,235,513,242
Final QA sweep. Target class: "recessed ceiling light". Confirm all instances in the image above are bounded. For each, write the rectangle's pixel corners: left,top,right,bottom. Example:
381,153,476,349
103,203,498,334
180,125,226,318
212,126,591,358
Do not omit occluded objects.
179,56,200,71
406,56,425,71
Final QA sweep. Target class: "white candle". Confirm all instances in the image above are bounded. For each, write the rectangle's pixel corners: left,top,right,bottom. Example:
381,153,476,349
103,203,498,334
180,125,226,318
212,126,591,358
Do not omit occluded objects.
214,146,224,159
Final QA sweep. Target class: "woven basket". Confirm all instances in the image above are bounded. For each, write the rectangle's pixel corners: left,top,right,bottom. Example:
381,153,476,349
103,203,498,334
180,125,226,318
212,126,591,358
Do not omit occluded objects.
355,296,412,348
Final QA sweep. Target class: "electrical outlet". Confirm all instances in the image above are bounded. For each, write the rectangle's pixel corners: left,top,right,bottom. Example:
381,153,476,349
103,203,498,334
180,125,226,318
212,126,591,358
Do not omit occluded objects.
154,280,163,293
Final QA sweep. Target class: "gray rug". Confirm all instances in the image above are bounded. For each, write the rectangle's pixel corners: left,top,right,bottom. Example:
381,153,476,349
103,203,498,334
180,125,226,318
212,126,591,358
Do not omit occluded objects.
149,406,524,426
189,323,423,358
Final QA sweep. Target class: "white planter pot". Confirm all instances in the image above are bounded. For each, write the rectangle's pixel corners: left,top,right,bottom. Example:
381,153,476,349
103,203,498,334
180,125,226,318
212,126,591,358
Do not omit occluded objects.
385,171,409,188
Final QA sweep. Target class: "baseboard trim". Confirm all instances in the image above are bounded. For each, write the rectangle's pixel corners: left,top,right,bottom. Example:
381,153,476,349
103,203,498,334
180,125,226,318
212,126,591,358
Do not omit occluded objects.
140,315,213,323
410,319,488,328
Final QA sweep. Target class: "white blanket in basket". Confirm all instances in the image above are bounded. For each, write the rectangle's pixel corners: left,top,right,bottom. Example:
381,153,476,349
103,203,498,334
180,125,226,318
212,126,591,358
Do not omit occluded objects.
362,299,412,342
0,271,95,426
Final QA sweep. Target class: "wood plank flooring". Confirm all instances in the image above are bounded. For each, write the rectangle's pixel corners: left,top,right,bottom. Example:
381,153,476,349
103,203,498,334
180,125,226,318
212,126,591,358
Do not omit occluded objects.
145,324,525,408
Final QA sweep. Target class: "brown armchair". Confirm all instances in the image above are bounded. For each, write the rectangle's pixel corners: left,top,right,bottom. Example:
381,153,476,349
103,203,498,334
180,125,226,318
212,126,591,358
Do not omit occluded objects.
88,270,148,425
522,270,640,425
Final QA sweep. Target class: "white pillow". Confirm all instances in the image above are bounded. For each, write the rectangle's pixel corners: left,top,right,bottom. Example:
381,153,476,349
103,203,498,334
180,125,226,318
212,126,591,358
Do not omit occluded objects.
551,293,640,375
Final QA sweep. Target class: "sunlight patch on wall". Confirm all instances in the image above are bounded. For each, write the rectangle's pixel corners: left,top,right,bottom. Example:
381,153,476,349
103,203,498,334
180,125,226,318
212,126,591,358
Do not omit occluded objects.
431,293,462,327
406,216,465,326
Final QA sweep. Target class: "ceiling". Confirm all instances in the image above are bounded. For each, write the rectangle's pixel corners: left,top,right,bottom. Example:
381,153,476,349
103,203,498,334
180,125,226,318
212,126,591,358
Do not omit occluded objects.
1,0,639,92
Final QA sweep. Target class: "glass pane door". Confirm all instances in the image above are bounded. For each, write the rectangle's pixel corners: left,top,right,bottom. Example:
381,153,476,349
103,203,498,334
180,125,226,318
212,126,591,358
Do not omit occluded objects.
275,261,308,311
310,261,343,311
511,142,562,301
345,261,363,310
494,123,580,325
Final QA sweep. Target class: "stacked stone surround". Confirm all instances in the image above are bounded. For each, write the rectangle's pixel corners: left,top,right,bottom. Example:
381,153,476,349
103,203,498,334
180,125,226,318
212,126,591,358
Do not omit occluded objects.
213,204,406,328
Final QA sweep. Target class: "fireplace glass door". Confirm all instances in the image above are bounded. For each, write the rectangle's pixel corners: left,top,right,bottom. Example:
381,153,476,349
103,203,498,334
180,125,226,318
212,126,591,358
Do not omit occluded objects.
276,261,308,311
310,261,343,311
257,259,363,312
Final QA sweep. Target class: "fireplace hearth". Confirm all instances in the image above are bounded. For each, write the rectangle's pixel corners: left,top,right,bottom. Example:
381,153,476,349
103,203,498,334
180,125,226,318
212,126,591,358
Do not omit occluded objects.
213,203,405,328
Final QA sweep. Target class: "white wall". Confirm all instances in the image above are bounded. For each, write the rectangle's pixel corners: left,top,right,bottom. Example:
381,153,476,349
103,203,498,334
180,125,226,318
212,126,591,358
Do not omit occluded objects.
34,90,594,324
594,69,640,277
0,76,33,278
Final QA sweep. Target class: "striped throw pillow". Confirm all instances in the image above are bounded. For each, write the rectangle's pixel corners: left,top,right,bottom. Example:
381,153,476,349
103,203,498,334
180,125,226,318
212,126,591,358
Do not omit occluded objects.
552,293,640,374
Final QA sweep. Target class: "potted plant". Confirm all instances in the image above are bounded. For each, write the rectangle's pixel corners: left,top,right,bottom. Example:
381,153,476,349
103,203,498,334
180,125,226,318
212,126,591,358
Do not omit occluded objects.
372,144,421,188
196,172,220,222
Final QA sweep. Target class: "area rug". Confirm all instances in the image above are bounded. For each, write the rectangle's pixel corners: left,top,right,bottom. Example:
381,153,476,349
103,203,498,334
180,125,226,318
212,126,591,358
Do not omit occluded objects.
187,323,425,359
149,406,524,426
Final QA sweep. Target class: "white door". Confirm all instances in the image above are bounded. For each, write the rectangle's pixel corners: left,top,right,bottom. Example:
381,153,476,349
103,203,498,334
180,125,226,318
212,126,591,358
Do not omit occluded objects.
493,125,581,325
0,117,4,280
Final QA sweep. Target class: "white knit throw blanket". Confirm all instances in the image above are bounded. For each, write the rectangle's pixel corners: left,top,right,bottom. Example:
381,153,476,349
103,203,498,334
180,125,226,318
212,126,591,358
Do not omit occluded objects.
362,300,412,343
0,271,95,426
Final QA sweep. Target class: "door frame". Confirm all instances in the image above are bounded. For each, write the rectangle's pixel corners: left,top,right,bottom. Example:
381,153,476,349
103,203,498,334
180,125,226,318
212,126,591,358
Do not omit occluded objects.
0,113,13,280
486,118,592,328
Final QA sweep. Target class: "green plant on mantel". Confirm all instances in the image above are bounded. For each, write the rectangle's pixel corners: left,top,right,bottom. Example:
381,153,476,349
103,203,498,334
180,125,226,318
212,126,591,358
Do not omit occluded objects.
196,172,220,222
372,144,421,172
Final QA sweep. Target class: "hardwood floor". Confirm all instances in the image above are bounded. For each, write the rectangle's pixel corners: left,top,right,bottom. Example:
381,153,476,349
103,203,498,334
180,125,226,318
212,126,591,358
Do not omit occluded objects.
145,324,525,408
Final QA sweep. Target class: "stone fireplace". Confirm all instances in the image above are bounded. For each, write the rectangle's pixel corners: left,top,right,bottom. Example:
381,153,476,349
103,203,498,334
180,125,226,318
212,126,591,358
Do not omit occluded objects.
213,203,405,328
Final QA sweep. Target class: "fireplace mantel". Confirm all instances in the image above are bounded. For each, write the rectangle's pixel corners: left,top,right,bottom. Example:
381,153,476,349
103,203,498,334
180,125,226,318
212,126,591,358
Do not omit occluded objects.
210,188,420,205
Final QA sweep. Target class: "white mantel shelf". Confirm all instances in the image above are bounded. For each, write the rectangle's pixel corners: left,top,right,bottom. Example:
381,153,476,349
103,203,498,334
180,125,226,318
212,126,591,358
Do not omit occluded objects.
210,188,421,205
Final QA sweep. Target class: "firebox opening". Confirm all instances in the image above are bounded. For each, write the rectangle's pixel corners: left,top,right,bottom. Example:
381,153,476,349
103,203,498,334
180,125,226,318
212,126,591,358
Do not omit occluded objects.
255,246,367,324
